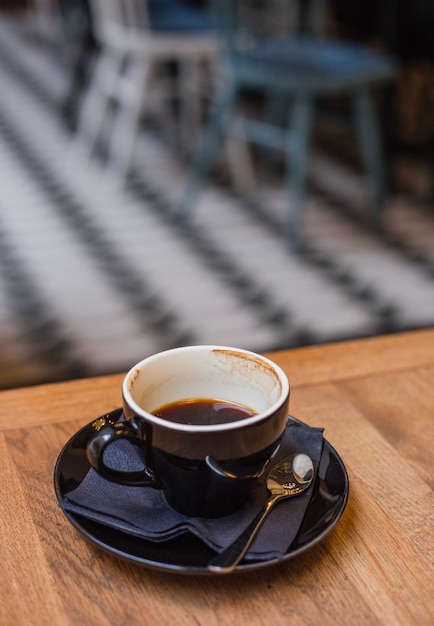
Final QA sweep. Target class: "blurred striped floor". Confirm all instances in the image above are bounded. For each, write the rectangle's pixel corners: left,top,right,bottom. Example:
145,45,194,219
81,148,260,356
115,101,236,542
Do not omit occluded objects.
0,15,433,389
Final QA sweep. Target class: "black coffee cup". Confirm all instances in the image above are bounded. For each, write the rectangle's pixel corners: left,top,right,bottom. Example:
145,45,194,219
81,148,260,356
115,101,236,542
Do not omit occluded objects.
86,345,290,517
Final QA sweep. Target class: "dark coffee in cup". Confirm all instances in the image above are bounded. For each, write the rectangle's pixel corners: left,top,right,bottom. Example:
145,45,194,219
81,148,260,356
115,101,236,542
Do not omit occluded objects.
86,345,290,517
153,398,257,426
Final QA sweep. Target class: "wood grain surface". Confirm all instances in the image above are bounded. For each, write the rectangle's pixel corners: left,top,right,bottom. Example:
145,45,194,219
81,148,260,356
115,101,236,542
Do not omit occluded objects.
0,329,433,625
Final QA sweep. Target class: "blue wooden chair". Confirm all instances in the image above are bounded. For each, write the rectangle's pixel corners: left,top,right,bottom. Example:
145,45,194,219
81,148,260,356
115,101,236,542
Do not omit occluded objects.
175,0,397,252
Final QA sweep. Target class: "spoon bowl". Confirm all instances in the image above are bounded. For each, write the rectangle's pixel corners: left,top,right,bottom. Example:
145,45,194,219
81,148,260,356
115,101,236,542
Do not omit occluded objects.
208,453,314,573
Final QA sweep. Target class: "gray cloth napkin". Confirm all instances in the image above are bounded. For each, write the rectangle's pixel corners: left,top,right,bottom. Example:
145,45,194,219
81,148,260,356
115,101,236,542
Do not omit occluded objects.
60,419,324,562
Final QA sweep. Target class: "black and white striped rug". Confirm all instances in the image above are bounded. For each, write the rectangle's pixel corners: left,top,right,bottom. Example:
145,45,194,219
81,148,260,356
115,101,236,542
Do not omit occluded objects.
0,15,433,389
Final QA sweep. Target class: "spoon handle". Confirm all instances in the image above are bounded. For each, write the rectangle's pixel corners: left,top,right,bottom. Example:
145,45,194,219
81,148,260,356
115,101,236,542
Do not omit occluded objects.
208,495,280,574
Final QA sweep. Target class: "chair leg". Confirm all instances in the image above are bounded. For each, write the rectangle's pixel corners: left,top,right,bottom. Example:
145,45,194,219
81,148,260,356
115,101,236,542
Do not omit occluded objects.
61,30,98,133
105,57,151,182
177,57,202,155
352,87,387,225
73,48,122,154
285,97,313,253
174,80,239,222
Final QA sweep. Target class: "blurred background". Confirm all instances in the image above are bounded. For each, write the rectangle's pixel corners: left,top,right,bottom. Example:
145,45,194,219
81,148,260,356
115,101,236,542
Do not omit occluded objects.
0,0,433,390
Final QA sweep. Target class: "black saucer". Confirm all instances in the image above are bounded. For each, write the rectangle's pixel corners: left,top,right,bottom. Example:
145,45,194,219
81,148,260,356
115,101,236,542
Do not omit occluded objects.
54,409,349,574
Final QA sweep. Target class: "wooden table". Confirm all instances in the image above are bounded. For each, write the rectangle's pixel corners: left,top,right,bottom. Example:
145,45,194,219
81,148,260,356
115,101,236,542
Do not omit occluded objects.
1,329,433,625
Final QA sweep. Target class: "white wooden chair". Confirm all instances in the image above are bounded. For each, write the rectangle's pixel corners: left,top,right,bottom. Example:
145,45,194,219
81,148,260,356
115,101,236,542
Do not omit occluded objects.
74,0,217,181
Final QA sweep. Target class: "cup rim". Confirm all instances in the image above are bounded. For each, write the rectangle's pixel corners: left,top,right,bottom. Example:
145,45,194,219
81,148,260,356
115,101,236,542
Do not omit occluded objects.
122,345,290,433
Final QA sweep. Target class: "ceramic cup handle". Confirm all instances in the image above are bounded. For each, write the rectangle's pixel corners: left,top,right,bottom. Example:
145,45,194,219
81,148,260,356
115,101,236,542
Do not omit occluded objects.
86,418,159,486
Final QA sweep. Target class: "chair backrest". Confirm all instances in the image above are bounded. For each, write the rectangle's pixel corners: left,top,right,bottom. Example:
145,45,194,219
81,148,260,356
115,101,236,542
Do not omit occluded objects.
89,0,151,44
211,0,327,53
